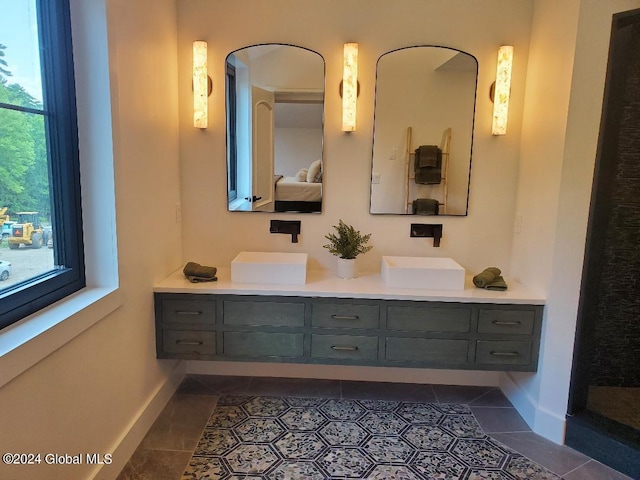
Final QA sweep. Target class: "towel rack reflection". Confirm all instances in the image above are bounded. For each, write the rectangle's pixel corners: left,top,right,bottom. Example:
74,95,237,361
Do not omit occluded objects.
404,126,451,214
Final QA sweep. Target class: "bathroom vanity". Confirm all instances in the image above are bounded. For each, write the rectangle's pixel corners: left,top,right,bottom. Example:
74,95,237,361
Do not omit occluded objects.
154,268,544,372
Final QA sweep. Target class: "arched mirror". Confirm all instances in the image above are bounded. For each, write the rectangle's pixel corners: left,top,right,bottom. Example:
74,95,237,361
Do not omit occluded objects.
370,46,478,216
226,44,325,213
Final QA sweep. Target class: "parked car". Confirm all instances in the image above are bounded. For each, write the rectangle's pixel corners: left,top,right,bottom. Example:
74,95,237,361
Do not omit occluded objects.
0,260,11,281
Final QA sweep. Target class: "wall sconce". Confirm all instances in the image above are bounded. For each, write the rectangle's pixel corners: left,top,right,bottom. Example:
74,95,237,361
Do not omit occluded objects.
491,45,513,136
193,40,211,129
341,42,359,132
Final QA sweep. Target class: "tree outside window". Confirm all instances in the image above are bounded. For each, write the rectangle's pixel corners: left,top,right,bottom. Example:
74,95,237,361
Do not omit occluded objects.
0,0,85,329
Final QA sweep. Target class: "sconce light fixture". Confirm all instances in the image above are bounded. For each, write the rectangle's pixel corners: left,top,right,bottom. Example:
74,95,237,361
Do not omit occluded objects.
193,40,210,129
491,45,513,136
341,42,359,132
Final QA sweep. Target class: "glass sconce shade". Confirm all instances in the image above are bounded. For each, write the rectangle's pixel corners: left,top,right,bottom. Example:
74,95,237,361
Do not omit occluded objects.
492,45,513,136
193,40,208,129
342,42,358,132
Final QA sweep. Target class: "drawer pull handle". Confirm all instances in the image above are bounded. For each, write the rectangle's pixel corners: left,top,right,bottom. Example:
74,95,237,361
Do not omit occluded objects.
176,340,204,346
331,315,360,320
491,320,521,326
331,345,359,352
175,310,203,316
490,351,519,357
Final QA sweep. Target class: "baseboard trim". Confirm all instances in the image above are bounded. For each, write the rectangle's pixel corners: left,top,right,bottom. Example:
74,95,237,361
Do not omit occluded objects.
500,372,538,427
186,361,501,386
500,372,566,444
89,361,186,480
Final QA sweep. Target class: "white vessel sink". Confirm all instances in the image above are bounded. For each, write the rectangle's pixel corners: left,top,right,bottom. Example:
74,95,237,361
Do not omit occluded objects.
231,252,308,285
381,256,465,290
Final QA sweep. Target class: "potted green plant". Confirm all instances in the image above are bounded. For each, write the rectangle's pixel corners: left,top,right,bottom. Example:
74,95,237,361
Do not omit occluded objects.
323,219,373,279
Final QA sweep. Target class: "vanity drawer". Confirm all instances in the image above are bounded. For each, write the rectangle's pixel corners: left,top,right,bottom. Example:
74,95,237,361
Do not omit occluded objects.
311,334,378,360
223,300,305,327
475,340,532,366
387,305,471,333
161,299,216,325
162,330,216,355
311,303,379,329
223,332,304,357
385,337,469,364
478,309,535,335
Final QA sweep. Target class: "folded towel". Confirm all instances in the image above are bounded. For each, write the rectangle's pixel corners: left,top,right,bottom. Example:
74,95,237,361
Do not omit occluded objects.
414,146,442,185
485,275,508,291
473,267,502,288
183,262,217,282
187,275,218,283
415,145,440,167
412,198,440,215
414,169,442,184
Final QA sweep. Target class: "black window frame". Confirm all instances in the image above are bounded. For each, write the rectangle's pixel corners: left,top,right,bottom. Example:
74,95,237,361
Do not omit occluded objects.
226,61,238,202
0,0,85,330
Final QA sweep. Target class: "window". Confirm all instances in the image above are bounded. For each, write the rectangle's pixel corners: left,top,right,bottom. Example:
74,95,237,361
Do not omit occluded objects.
226,61,237,202
0,0,84,329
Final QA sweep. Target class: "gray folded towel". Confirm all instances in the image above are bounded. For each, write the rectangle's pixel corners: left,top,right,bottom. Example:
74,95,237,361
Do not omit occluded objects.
414,169,442,184
414,146,442,184
415,145,440,167
183,262,217,282
473,267,502,288
412,198,440,215
485,275,508,291
187,275,218,283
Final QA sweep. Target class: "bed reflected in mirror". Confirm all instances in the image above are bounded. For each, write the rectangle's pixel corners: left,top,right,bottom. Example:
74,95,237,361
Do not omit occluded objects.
226,44,325,213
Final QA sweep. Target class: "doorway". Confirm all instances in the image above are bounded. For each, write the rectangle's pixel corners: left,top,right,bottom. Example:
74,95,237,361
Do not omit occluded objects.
567,7,640,479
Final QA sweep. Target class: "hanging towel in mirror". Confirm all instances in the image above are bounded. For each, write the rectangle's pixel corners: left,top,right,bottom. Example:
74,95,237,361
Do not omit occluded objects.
414,145,442,184
412,198,440,215
415,145,440,167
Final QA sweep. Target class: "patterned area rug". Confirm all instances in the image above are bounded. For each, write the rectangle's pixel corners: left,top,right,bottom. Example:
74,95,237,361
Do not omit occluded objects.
182,395,562,479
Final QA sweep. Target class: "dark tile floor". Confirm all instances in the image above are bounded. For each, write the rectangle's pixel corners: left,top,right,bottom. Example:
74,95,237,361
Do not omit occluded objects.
117,375,633,480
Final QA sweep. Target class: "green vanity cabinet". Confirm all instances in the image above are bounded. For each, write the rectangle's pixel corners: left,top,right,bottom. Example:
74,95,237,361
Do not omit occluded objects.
155,296,217,360
154,293,543,371
385,337,470,364
223,299,305,327
310,334,380,361
311,302,380,329
223,331,305,358
386,304,472,333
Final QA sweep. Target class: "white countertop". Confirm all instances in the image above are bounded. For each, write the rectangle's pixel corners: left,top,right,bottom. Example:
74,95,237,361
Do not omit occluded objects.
154,268,545,305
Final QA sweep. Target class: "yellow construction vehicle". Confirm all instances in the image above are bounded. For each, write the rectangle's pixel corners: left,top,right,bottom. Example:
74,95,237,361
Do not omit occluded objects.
8,212,45,249
0,207,9,229
0,207,11,243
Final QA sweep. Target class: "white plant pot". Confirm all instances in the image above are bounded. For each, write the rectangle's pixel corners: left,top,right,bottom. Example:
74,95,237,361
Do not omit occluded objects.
337,258,357,279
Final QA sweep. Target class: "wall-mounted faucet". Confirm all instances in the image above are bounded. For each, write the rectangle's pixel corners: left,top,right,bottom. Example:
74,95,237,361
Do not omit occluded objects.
270,220,301,243
410,223,443,247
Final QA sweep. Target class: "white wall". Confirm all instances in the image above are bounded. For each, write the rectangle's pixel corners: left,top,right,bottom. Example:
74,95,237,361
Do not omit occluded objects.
179,0,640,445
274,126,323,176
248,45,324,91
1,5,633,477
178,0,533,277
505,0,640,443
175,0,534,395
0,0,183,479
